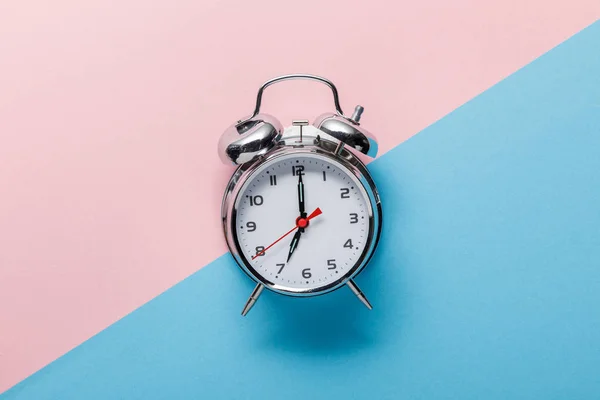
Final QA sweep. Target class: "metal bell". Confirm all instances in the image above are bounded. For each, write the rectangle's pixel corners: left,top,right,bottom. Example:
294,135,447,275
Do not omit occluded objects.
218,74,379,165
313,105,378,158
218,113,283,165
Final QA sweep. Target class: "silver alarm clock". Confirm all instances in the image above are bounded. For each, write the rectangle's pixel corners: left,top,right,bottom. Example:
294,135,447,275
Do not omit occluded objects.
218,74,382,316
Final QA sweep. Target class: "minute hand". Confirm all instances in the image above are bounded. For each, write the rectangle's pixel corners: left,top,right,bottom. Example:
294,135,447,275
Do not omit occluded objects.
297,173,306,217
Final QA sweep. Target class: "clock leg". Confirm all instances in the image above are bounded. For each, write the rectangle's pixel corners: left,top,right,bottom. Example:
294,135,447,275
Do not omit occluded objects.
241,283,265,316
346,279,373,310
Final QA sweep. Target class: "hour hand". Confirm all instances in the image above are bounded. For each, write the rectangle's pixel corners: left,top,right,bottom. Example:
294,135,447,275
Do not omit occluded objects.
286,230,302,263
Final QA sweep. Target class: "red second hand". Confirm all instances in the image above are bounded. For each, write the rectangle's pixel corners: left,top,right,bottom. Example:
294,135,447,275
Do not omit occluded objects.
251,207,322,260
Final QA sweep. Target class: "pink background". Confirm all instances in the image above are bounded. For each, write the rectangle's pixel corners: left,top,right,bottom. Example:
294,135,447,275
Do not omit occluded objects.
1,0,598,392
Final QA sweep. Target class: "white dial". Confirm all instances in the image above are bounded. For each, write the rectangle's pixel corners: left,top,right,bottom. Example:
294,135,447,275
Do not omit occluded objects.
234,152,373,292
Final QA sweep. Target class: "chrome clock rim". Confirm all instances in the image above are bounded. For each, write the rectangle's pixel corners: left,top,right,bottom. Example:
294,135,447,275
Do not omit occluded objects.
221,137,382,297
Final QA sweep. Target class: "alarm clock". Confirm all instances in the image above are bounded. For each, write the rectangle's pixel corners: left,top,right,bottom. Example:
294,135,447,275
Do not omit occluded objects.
218,74,382,316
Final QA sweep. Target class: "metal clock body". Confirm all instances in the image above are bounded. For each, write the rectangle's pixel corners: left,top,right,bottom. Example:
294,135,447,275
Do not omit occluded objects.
222,128,382,300
218,74,382,315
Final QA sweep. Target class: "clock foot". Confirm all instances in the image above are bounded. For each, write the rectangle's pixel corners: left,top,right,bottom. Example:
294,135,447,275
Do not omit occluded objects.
241,283,265,316
346,279,373,310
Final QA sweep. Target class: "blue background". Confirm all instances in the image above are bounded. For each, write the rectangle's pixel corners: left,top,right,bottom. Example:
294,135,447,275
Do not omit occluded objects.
3,22,600,400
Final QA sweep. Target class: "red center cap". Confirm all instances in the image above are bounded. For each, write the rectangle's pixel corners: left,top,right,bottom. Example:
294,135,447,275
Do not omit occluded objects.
296,217,309,229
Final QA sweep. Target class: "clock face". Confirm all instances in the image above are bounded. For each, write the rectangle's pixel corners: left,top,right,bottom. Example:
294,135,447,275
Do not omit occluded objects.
233,152,374,293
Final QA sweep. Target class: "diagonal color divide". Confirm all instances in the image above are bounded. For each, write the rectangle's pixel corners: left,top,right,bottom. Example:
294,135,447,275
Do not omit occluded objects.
2,20,599,400
1,0,599,390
